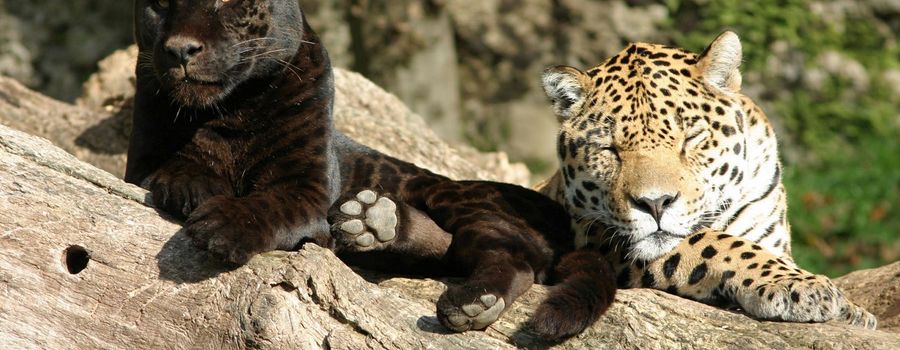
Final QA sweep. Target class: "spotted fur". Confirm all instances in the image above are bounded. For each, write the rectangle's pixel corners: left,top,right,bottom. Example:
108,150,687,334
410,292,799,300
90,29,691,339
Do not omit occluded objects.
539,31,876,328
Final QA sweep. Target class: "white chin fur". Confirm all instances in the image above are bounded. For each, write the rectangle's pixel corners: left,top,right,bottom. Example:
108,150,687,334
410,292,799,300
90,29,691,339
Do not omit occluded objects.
631,234,681,261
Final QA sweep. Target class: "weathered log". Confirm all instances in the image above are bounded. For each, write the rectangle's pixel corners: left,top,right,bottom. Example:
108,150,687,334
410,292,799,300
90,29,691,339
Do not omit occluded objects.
0,72,898,349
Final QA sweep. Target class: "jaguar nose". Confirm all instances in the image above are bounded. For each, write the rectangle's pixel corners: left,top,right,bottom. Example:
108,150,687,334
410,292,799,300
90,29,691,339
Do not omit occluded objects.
630,192,680,225
165,36,204,65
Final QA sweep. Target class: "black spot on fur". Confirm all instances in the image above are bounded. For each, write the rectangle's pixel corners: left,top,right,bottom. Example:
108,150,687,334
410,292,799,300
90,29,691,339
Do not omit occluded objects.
642,270,656,287
721,125,736,136
688,232,706,245
742,278,754,287
663,253,681,279
688,263,708,284
617,266,632,286
721,270,736,282
701,246,718,259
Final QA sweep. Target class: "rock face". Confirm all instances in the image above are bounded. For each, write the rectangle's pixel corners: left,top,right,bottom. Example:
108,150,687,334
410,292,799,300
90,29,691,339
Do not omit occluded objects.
0,71,129,179
0,60,899,348
0,0,133,100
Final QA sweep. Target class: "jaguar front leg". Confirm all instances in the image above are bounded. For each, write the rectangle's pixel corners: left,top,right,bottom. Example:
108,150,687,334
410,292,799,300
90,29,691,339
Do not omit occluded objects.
638,230,877,329
144,153,234,220
185,183,332,265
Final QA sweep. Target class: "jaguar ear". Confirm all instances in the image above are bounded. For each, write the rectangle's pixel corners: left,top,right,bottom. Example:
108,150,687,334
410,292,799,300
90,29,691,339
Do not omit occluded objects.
542,66,588,121
697,31,743,92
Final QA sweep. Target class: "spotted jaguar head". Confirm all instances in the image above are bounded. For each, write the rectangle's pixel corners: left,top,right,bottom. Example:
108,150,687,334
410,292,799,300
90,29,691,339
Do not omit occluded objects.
543,32,756,261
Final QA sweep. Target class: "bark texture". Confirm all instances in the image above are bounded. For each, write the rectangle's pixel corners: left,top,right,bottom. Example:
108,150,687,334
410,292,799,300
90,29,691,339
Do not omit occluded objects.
0,72,899,349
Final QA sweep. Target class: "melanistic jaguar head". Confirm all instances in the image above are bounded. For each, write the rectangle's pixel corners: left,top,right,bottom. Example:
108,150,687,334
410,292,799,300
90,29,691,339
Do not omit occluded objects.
134,0,304,107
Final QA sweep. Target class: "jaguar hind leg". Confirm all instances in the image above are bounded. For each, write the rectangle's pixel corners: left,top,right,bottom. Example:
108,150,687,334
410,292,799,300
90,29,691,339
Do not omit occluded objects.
328,189,452,261
329,190,399,251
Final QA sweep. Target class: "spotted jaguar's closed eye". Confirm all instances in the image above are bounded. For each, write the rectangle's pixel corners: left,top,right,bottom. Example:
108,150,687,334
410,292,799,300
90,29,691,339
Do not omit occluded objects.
682,129,709,153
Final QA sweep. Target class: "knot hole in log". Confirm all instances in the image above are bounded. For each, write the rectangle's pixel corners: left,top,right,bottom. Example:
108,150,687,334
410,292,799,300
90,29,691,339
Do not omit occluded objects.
63,245,90,274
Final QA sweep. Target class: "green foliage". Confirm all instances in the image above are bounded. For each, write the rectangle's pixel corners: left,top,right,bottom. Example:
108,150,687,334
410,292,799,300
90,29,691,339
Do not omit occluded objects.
784,137,900,276
666,0,830,71
665,0,900,276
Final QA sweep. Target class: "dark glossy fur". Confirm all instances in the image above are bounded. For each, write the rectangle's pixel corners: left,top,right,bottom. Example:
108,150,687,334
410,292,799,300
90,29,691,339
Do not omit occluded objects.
532,250,616,339
127,0,614,339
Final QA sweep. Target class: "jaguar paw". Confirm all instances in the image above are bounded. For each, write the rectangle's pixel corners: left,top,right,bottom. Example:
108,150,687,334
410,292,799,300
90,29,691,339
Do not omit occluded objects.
330,190,399,252
437,285,507,332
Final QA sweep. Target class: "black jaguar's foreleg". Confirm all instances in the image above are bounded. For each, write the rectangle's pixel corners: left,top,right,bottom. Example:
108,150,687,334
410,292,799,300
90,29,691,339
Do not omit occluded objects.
144,152,234,220
185,183,332,265
419,181,567,333
334,153,602,333
531,249,616,339
437,246,536,332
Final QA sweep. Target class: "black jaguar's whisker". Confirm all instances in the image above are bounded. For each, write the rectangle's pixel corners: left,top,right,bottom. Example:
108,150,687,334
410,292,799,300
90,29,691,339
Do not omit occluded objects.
173,106,183,124
272,58,304,82
239,48,291,62
230,37,281,49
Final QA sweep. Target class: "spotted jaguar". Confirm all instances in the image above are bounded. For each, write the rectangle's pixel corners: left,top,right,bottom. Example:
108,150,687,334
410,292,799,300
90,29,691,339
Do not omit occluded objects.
538,31,876,328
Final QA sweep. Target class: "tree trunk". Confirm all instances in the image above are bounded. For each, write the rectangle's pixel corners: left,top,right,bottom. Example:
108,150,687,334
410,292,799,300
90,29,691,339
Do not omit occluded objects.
0,72,898,349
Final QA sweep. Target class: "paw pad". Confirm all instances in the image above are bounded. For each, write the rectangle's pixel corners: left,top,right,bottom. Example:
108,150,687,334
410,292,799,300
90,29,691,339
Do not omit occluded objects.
356,190,377,204
440,292,506,332
366,197,398,241
339,201,362,216
332,190,399,251
340,219,365,234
